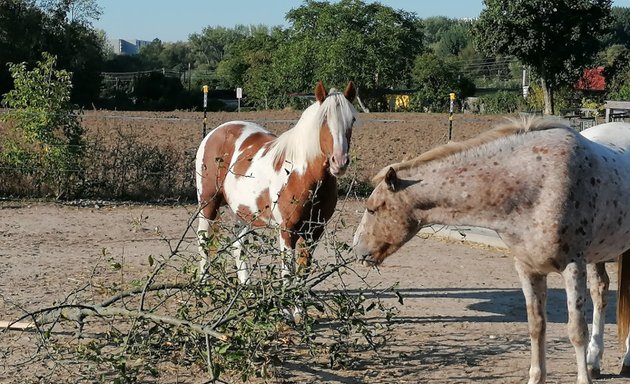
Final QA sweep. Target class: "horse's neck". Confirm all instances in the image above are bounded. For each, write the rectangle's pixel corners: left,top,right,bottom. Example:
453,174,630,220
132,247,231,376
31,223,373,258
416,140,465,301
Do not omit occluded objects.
407,149,557,235
270,105,324,169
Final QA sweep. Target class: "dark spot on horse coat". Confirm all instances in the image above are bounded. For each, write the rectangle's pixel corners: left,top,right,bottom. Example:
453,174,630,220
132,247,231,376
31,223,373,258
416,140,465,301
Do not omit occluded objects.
561,242,570,254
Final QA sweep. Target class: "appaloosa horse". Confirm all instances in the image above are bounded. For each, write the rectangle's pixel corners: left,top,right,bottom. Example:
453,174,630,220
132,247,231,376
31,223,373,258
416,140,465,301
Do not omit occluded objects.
353,118,630,384
196,81,356,285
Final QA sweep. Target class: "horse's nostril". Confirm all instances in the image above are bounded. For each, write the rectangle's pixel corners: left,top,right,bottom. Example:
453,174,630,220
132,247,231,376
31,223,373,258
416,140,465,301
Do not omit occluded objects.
332,154,349,168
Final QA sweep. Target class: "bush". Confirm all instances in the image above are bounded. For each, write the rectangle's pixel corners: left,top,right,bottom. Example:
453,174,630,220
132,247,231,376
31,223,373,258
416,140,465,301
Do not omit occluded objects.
82,129,196,200
479,91,524,114
524,83,573,115
0,52,85,198
410,53,476,112
607,65,630,101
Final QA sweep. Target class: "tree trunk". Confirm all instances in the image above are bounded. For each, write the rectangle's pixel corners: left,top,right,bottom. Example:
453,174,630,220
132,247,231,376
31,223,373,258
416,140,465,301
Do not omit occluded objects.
541,77,554,115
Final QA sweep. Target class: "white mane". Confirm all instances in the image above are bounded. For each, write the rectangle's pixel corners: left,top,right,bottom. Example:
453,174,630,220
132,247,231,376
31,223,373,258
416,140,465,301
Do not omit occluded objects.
267,90,357,170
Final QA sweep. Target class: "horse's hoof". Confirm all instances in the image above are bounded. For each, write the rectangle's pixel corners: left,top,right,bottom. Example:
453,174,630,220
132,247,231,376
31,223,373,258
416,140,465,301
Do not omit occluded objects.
620,364,630,377
588,367,601,379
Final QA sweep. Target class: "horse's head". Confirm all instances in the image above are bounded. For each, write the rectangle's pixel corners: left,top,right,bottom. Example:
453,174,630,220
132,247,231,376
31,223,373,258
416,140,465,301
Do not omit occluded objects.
353,167,421,265
315,81,357,177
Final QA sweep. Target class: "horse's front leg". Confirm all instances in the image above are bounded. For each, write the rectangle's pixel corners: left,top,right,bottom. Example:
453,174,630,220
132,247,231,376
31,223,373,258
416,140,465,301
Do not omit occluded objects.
232,225,251,284
515,260,548,384
295,237,313,278
586,262,609,378
279,231,296,286
197,216,220,282
563,259,591,384
279,230,309,322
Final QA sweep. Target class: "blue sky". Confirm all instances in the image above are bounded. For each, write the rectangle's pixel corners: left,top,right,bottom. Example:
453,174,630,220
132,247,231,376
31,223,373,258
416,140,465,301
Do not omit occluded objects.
94,1,481,42
94,0,628,42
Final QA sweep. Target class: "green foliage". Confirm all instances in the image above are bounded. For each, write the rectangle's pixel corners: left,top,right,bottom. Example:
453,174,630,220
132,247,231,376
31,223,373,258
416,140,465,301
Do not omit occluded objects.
1,52,85,198
606,6,630,47
423,17,473,57
479,91,524,114
607,64,630,100
133,72,185,110
0,0,105,105
410,53,476,112
524,83,574,114
473,0,613,114
278,0,423,91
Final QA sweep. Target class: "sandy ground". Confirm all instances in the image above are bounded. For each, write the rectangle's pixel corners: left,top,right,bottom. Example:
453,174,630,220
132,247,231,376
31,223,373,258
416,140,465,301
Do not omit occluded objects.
1,110,627,383
0,199,627,383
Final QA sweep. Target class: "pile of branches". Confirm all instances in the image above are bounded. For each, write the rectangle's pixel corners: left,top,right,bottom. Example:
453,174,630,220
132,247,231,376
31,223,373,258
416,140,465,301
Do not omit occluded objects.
1,208,400,383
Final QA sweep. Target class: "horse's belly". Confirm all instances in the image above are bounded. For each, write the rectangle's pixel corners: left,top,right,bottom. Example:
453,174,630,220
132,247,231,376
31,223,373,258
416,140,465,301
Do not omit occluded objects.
223,166,287,227
586,227,630,263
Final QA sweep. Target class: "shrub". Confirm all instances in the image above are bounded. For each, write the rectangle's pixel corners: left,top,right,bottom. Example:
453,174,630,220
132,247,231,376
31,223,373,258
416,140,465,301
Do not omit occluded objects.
524,83,573,115
607,65,630,101
0,52,85,198
479,91,524,114
410,53,476,112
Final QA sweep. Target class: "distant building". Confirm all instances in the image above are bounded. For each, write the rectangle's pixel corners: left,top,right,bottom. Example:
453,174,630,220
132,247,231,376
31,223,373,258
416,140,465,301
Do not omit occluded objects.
108,39,151,55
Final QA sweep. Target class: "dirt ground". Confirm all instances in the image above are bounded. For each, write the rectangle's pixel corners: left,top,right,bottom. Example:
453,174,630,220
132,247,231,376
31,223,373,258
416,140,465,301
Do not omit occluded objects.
1,111,626,383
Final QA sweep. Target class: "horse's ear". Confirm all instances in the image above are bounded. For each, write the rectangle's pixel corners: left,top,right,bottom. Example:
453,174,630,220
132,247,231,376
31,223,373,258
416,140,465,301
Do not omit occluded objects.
315,81,327,103
385,167,398,192
344,81,356,102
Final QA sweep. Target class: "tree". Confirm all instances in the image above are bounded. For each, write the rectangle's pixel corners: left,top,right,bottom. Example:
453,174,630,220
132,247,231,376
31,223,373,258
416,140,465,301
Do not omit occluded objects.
189,26,246,69
0,0,47,97
607,6,630,47
473,0,613,115
0,0,105,106
423,17,472,57
411,53,475,112
276,0,423,92
138,38,165,68
38,0,102,26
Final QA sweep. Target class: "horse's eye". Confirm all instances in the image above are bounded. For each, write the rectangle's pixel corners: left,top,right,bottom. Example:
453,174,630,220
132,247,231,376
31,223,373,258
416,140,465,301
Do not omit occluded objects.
366,208,375,215
352,117,356,124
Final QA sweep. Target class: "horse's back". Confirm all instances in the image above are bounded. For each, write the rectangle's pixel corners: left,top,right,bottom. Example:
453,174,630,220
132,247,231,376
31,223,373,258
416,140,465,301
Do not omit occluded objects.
581,121,630,157
574,122,630,262
195,121,274,205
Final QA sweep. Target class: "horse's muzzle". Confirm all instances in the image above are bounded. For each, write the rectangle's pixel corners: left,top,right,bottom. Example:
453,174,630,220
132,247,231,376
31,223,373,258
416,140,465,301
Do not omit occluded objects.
330,153,350,176
353,243,378,267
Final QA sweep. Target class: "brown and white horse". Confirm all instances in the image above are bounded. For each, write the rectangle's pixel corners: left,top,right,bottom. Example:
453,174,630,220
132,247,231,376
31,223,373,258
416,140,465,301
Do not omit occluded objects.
353,119,630,384
196,81,356,285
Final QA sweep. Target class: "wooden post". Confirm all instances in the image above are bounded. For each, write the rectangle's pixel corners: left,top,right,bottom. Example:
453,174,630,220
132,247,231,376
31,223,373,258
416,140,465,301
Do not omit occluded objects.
202,85,208,138
448,92,456,141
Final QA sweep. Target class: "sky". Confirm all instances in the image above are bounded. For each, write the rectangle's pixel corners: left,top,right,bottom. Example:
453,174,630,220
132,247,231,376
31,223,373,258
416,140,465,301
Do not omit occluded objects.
94,0,629,43
94,1,485,42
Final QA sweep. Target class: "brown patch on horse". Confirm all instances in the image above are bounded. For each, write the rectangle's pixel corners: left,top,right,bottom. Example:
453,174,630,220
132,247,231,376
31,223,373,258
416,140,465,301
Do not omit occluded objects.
372,117,570,185
315,81,327,103
236,188,274,227
232,132,276,178
277,154,338,240
343,81,357,102
319,120,334,157
198,123,246,219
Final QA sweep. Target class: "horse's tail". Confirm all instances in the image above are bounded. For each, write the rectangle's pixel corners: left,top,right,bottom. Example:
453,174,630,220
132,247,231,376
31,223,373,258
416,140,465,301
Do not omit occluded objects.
618,250,630,345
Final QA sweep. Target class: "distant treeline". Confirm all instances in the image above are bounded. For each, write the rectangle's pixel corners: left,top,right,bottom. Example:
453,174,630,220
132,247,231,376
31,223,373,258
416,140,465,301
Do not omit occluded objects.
2,0,630,112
